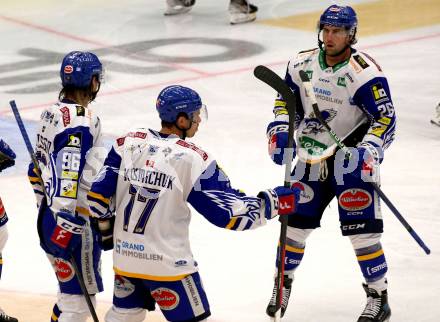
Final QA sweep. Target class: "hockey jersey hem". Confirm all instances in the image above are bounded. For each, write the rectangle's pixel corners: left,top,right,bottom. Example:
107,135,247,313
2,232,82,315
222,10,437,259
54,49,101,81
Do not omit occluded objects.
114,267,192,281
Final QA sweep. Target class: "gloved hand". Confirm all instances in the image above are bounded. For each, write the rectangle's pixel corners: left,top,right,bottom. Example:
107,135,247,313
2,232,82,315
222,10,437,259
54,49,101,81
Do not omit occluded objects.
50,212,86,259
0,139,16,172
266,121,296,165
349,142,383,179
258,186,301,219
91,216,115,251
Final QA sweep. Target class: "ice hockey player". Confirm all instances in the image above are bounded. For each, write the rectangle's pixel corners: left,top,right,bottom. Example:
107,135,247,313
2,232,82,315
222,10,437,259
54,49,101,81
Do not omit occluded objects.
27,51,107,322
431,102,440,127
264,5,395,322
0,139,18,322
164,0,258,25
87,85,300,321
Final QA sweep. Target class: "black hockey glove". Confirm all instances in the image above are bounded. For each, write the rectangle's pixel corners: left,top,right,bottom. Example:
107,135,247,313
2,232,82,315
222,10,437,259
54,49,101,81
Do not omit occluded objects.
0,139,16,172
91,216,115,251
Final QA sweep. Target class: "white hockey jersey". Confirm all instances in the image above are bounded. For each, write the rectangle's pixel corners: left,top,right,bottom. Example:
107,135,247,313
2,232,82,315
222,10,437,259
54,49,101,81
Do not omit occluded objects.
28,99,104,217
273,48,396,163
88,129,267,281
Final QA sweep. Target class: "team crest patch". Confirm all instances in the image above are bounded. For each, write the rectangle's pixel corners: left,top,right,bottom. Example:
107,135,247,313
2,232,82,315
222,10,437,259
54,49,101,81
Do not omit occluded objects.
298,136,328,156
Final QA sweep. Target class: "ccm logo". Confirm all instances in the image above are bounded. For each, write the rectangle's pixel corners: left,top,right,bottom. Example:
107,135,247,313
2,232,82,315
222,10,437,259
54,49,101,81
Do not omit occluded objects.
342,223,366,231
60,222,83,234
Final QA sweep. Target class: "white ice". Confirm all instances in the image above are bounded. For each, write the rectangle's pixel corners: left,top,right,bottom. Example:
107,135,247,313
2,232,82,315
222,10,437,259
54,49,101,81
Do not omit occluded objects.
0,0,439,321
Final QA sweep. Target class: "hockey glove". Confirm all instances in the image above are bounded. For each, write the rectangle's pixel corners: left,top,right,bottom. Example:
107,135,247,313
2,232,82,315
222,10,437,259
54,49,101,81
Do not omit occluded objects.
349,142,383,180
50,212,86,259
258,186,301,219
91,216,115,251
267,121,296,165
0,139,16,172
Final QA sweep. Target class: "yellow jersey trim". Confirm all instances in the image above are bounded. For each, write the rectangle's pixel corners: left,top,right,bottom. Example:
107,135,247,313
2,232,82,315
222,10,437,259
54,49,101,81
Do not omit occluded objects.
114,267,189,281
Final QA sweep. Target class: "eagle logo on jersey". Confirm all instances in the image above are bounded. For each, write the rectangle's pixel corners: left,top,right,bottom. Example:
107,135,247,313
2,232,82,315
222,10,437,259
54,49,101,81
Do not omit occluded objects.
203,190,260,221
302,109,337,135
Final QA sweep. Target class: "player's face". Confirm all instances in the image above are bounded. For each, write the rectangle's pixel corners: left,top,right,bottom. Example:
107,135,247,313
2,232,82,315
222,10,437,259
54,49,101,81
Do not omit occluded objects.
322,25,350,56
186,110,202,138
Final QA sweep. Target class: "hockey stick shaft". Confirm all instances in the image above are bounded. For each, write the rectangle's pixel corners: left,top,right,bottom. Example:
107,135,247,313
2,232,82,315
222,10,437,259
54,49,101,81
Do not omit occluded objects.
9,100,100,321
254,65,297,320
298,71,430,255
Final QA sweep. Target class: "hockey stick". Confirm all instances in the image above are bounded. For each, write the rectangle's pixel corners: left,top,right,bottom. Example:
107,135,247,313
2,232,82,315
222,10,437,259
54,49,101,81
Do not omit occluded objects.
254,65,297,321
298,71,431,255
9,100,100,322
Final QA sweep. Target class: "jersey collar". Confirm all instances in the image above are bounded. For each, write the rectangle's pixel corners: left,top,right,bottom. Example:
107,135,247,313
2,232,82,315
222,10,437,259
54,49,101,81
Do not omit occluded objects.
318,49,352,73
149,129,179,139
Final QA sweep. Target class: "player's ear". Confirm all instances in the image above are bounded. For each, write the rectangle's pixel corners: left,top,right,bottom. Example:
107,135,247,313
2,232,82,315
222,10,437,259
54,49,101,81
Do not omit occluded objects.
175,114,189,128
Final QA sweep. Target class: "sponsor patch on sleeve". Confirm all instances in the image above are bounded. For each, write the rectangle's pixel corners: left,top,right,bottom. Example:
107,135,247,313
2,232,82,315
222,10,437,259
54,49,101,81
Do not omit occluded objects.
371,82,388,104
353,55,370,69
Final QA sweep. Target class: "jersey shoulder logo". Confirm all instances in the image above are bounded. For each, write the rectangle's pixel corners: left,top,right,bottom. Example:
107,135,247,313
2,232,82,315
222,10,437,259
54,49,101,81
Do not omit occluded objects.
59,106,70,127
76,105,85,116
370,82,389,104
353,55,370,70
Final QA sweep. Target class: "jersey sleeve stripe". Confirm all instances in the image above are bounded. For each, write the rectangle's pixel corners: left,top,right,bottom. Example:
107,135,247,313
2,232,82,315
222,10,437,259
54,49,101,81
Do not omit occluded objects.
75,207,90,216
225,217,238,230
87,191,110,205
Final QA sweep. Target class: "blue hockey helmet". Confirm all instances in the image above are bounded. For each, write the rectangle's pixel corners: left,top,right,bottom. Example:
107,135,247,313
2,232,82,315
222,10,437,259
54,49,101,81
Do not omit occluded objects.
60,51,103,88
156,85,205,123
318,5,358,45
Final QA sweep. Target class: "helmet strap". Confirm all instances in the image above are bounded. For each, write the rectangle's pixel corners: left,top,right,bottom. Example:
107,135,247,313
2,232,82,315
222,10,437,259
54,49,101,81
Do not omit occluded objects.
89,77,101,103
175,115,193,140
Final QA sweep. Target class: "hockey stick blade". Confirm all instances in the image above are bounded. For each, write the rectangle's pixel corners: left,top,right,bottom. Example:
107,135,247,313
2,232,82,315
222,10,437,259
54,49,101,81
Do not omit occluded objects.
254,65,296,116
430,119,440,127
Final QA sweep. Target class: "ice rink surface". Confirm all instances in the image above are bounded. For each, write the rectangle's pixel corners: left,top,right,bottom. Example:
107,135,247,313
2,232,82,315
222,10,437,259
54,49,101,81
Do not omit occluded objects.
0,0,439,321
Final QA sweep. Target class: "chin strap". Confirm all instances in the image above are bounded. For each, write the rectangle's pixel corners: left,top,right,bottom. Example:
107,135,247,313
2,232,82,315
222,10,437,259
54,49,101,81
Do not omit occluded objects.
88,79,101,103
175,118,193,140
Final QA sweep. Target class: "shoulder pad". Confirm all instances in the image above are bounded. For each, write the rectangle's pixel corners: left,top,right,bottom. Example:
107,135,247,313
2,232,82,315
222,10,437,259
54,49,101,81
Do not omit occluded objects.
352,54,370,70
348,52,385,84
360,52,383,72
176,140,209,161
126,131,148,139
298,47,318,54
291,49,318,69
